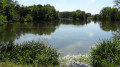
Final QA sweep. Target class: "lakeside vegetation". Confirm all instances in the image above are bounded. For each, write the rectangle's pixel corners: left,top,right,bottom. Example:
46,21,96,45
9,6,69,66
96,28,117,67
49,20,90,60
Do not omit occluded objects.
91,40,120,67
60,6,120,21
0,0,120,67
93,7,120,21
1,0,120,25
92,0,120,21
0,42,59,67
60,10,91,21
1,39,120,67
60,0,120,21
0,0,60,25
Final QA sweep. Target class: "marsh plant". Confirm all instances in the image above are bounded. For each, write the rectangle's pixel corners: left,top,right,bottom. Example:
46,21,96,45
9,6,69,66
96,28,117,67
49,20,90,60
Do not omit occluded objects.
91,40,120,67
0,42,59,67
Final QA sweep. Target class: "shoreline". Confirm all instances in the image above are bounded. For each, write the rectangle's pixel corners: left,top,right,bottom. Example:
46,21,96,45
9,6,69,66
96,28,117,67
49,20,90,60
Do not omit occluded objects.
59,54,92,67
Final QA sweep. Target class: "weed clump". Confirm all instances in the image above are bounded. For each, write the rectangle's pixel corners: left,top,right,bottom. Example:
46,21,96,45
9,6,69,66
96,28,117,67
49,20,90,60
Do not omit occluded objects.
0,42,59,67
91,40,120,67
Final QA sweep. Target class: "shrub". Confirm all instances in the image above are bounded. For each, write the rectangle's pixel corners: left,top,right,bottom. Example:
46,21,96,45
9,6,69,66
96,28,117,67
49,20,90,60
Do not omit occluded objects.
25,14,33,22
0,42,59,66
91,40,120,67
0,14,7,25
20,17,25,22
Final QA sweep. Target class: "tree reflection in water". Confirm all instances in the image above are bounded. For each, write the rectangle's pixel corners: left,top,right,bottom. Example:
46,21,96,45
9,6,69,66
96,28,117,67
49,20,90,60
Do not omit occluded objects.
0,21,60,42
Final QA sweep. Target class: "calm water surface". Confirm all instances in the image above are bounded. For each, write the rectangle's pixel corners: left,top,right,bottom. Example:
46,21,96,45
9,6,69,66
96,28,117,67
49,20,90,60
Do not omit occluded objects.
0,20,119,57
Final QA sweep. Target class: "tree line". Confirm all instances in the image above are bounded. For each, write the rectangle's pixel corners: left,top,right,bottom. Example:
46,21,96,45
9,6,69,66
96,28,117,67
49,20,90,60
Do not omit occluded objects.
60,10,91,20
0,0,60,25
93,7,120,21
93,0,120,21
0,0,120,25
61,6,120,21
61,0,120,21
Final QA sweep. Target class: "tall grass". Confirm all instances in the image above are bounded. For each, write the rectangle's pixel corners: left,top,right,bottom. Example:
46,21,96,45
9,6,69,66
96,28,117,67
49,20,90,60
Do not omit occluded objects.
0,42,59,67
0,61,30,67
91,40,120,67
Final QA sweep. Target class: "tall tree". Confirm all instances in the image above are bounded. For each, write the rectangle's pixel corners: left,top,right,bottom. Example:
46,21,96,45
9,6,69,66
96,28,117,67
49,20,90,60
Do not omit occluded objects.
0,0,8,24
114,0,120,9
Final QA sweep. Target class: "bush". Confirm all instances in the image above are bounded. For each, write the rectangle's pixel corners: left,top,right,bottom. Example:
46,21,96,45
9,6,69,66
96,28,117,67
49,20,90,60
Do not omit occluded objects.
0,14,7,25
25,14,33,22
20,17,25,22
0,42,59,66
91,40,120,67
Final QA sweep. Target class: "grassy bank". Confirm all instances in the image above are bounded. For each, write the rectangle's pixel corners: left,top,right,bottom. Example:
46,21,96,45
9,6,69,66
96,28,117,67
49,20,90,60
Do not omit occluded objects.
91,40,120,67
0,42,59,67
0,61,30,67
0,40,120,67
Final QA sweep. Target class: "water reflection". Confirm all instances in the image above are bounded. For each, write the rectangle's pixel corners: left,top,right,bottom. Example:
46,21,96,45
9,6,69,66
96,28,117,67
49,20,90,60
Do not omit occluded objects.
0,20,120,57
99,21,120,31
0,21,60,42
99,21,120,41
61,19,91,25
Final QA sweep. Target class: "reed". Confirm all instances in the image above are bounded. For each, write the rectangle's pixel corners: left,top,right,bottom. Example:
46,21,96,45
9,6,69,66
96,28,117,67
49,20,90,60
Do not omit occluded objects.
91,40,120,67
0,41,59,67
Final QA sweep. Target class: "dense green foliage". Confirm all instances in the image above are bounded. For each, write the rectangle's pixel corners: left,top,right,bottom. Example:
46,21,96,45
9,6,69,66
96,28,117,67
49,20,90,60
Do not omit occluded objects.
0,14,7,24
18,4,60,22
0,0,60,25
91,40,120,67
0,42,59,66
60,10,91,20
60,12,73,18
1,0,120,24
93,7,120,21
24,14,33,22
92,0,120,21
0,0,10,24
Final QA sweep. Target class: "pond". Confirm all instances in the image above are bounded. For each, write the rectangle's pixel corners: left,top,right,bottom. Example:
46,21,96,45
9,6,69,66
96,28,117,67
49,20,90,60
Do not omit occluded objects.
0,20,120,57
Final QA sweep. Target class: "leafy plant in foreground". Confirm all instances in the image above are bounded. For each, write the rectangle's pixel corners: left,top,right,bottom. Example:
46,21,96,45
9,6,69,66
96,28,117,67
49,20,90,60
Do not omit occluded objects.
0,42,59,66
91,40,120,67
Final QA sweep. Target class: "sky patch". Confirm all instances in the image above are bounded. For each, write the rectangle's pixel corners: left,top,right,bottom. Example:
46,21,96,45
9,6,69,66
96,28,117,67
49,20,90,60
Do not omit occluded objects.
89,0,96,3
